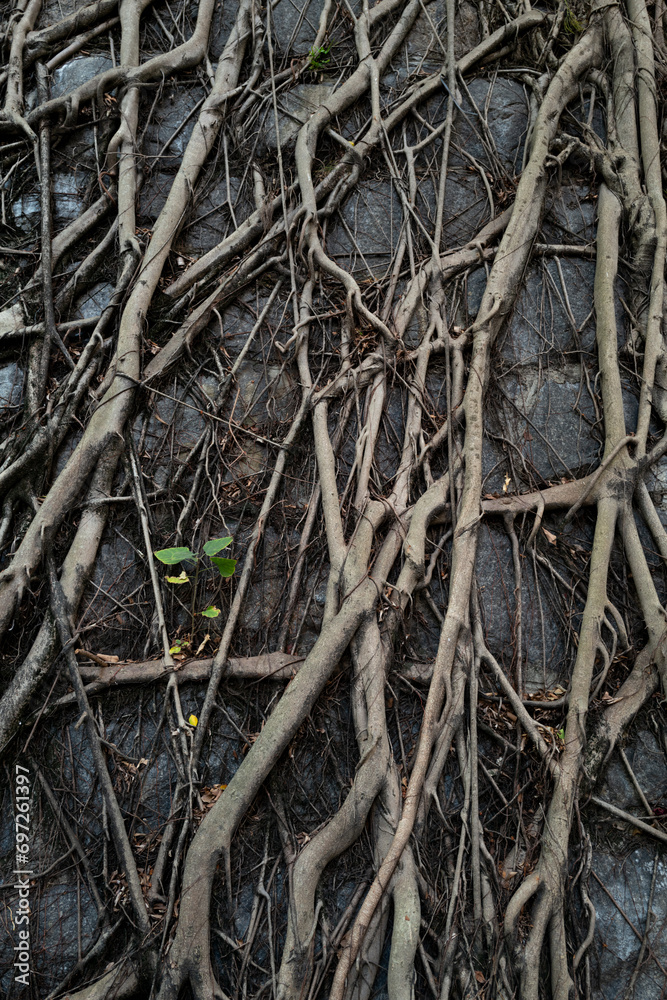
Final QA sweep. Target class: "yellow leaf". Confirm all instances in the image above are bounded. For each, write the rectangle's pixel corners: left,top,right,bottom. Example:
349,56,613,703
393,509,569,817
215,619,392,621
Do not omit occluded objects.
188,714,198,727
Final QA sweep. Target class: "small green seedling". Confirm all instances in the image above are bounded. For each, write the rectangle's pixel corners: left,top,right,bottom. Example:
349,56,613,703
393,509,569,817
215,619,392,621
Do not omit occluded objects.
154,537,236,632
308,43,331,72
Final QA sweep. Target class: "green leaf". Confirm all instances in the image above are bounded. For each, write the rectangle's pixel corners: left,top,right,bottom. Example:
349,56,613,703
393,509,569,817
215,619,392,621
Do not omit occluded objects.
308,43,331,70
210,556,237,577
201,606,221,618
203,536,233,557
166,571,190,584
154,546,197,565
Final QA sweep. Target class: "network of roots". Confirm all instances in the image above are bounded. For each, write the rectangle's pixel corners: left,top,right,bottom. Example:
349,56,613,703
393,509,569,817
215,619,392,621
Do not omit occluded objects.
0,1,666,999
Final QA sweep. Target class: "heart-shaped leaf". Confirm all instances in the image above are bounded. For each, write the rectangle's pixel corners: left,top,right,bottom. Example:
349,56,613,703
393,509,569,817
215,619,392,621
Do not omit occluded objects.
203,536,233,556
201,606,221,618
210,556,236,578
154,547,197,565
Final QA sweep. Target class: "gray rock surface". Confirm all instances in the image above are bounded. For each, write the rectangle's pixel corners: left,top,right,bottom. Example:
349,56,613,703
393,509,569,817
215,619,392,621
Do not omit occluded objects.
498,259,597,364
60,720,98,803
326,179,402,277
263,82,335,150
81,532,145,659
0,884,96,995
457,77,529,173
53,173,90,225
73,281,114,320
138,171,173,224
272,0,346,55
544,183,597,244
590,848,667,1000
178,177,244,254
600,731,667,814
0,363,24,410
496,363,600,481
438,171,490,248
0,304,24,337
142,86,205,161
11,192,40,233
51,56,113,98
475,523,568,693
136,390,206,490
405,0,446,72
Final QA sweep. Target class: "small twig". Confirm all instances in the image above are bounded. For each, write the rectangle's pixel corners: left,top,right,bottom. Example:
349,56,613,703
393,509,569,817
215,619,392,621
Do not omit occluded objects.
589,795,667,844
619,745,655,819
